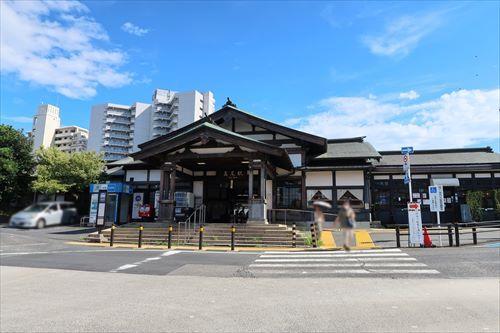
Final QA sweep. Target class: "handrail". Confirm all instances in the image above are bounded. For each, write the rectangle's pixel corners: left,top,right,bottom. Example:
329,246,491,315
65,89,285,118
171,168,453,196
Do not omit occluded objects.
178,204,206,244
267,208,337,230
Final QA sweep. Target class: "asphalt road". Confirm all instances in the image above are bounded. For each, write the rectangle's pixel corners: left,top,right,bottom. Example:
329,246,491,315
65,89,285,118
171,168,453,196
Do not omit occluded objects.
1,225,499,332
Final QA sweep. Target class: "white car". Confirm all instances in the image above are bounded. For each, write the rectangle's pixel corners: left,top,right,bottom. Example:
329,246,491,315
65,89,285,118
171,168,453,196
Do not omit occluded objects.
9,202,78,229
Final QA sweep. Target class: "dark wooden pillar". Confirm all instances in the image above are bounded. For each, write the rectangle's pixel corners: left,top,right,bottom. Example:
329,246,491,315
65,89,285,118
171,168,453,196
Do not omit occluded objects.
260,164,266,201
248,166,254,201
159,162,176,223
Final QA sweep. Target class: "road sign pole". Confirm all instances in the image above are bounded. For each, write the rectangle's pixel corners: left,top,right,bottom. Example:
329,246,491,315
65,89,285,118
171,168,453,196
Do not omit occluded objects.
407,160,413,200
437,211,442,247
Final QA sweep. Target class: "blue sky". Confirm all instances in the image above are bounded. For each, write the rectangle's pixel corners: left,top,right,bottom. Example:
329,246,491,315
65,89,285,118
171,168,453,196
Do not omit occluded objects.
1,1,499,150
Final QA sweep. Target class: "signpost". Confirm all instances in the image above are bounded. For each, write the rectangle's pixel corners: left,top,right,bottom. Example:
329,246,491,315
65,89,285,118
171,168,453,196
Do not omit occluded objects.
429,185,445,246
407,202,424,246
401,147,416,246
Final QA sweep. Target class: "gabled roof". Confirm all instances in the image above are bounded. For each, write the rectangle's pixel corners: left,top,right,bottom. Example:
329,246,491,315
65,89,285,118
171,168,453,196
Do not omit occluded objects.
314,137,381,160
138,105,327,154
132,122,293,169
375,147,500,166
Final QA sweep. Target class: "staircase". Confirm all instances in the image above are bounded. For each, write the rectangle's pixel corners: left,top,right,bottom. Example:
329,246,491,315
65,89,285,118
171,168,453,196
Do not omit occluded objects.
87,223,307,248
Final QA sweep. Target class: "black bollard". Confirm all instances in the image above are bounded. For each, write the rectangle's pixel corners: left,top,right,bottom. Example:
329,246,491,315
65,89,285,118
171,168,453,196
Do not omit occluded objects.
395,226,401,248
231,225,235,251
454,224,460,247
198,226,204,250
447,224,453,247
110,225,115,247
310,223,317,248
472,227,477,245
167,225,173,249
138,225,143,248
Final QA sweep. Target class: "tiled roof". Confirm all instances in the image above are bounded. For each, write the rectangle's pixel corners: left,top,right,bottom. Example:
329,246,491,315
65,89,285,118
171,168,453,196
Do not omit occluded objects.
375,148,500,166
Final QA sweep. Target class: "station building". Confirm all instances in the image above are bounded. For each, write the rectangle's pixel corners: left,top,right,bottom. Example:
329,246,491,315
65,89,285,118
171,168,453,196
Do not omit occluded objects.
104,103,500,226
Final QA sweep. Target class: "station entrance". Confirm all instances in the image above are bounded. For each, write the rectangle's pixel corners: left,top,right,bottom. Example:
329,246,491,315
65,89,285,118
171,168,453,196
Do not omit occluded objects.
204,170,260,223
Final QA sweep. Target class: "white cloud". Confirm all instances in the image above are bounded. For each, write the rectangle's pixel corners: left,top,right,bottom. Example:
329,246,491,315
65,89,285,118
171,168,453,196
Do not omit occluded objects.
121,22,149,37
286,89,500,150
0,0,132,99
399,90,420,100
362,12,442,57
2,116,33,123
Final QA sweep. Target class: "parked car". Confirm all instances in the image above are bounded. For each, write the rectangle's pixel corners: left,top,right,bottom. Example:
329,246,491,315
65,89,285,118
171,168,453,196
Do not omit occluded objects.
9,202,78,228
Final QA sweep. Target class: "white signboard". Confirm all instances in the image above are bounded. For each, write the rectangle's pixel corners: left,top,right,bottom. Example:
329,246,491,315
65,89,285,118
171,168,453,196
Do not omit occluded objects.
89,193,99,225
132,193,144,219
408,202,423,246
429,185,445,212
97,203,106,226
154,191,160,218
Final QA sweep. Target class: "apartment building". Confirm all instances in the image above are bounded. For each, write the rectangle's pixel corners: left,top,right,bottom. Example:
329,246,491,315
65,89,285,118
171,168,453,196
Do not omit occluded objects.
52,126,89,153
88,89,215,161
30,104,89,154
30,104,61,151
88,103,136,161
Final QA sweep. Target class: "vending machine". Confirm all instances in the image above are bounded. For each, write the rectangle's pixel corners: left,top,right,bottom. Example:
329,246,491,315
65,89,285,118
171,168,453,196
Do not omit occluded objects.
89,183,132,226
174,192,194,222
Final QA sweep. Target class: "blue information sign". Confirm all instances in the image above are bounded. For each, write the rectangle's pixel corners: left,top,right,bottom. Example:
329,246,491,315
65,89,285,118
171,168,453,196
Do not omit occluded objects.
401,146,414,155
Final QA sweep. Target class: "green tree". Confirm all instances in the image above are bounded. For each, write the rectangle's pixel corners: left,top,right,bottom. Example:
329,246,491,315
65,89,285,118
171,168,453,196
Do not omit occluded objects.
33,147,105,195
0,125,35,211
466,190,484,221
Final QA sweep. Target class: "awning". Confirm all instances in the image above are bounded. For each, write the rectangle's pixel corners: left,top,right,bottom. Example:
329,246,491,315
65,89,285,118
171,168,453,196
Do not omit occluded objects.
431,178,460,186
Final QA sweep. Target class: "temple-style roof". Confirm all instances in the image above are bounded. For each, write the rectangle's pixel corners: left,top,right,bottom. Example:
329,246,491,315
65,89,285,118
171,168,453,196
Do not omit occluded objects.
138,105,327,155
315,137,381,160
375,147,500,166
132,122,293,170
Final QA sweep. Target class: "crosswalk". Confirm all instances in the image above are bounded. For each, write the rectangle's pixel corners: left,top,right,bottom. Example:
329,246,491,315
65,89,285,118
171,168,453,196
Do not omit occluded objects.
248,248,440,277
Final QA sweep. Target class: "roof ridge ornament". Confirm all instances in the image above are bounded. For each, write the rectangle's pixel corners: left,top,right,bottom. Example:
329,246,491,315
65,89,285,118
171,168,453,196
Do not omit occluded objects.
223,97,237,108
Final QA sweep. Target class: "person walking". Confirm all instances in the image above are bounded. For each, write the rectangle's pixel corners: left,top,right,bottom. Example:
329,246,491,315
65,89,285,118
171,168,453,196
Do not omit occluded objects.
312,200,331,242
335,200,356,250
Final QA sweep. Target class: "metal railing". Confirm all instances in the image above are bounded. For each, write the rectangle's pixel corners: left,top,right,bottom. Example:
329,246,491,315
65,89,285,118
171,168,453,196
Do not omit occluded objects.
267,208,337,231
177,205,206,244
393,220,500,247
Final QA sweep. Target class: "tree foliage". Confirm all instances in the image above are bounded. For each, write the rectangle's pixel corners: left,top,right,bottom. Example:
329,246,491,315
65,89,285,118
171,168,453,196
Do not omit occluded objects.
0,125,35,210
466,190,484,221
33,147,105,194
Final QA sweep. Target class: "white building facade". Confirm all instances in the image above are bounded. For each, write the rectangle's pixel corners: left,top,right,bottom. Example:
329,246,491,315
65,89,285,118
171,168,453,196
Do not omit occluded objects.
88,103,135,161
89,89,215,161
52,126,89,153
31,104,61,151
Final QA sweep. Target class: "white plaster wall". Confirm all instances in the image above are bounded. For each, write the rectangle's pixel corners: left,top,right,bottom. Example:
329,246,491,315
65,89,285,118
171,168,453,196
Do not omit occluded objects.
289,154,302,167
149,170,161,181
335,170,364,186
475,173,491,178
126,170,148,182
306,171,333,187
266,179,273,208
193,181,203,199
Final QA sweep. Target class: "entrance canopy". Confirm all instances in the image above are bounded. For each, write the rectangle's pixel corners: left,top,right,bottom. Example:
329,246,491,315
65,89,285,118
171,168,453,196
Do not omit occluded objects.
131,122,293,171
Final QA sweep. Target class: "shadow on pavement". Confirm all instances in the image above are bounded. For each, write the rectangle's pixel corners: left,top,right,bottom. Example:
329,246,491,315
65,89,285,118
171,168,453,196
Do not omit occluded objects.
50,227,96,235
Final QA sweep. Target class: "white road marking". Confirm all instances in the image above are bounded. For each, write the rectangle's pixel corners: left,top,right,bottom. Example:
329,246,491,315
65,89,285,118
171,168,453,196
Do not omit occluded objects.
0,249,178,256
0,243,48,248
251,249,440,276
250,262,427,268
260,253,409,258
110,252,180,273
368,269,440,274
110,264,138,273
256,257,417,262
161,250,181,256
143,257,161,261
253,269,371,274
264,249,402,254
